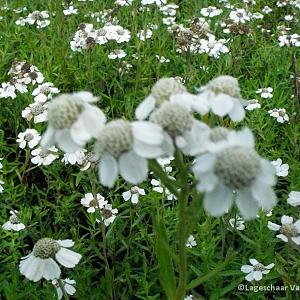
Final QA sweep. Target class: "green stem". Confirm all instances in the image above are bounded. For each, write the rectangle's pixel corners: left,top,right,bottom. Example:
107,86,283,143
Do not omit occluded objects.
58,279,69,300
149,160,180,199
174,150,189,300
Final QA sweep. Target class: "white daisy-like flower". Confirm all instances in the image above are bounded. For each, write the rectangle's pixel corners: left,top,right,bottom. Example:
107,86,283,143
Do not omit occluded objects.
99,204,118,226
241,259,274,281
19,238,82,282
81,193,107,213
186,235,197,248
95,119,165,187
200,6,223,18
108,49,127,59
17,129,41,149
229,216,245,231
199,34,230,58
61,150,86,165
197,75,245,122
63,5,78,16
268,215,300,244
41,92,106,153
268,108,289,123
271,158,289,177
31,146,59,166
135,77,187,120
151,178,176,200
52,278,76,300
22,102,48,123
229,9,251,23
245,99,261,111
122,186,145,204
2,210,25,231
287,191,300,207
0,82,17,99
256,87,273,99
192,128,277,220
262,6,272,14
32,82,60,103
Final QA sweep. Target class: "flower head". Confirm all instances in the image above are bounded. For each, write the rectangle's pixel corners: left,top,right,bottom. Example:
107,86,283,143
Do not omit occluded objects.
2,210,25,231
81,193,107,213
41,92,106,153
17,129,41,149
19,238,82,282
122,186,145,204
52,278,76,299
193,128,277,219
241,259,274,281
287,191,300,207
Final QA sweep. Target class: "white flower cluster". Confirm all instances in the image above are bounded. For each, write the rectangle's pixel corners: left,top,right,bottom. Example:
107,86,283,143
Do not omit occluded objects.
278,33,300,47
40,75,277,220
70,23,131,52
16,10,50,28
81,192,118,226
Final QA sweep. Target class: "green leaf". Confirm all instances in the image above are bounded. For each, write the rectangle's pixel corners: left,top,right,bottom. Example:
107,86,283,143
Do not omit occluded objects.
153,217,176,300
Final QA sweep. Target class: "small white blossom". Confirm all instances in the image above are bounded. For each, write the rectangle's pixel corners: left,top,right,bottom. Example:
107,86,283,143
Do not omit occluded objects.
122,186,145,204
245,99,261,111
268,108,289,123
229,216,245,231
186,235,197,248
17,129,41,149
271,158,289,177
81,193,107,213
31,146,59,166
241,259,274,281
256,87,273,99
2,210,25,231
98,204,118,226
32,82,60,103
52,278,76,300
287,191,300,207
108,49,127,59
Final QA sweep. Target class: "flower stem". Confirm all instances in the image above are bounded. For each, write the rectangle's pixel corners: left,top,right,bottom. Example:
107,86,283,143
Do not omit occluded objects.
174,150,190,300
149,160,180,198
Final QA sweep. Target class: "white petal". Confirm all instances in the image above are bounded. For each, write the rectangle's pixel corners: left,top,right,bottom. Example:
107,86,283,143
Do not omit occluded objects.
193,153,216,175
122,191,131,201
119,152,148,184
265,263,275,269
291,236,300,245
241,265,253,273
276,234,288,242
203,184,233,217
41,126,56,148
135,95,156,120
258,159,276,185
236,189,259,220
267,221,281,231
195,171,218,192
131,193,139,204
228,101,245,122
76,91,98,103
20,255,44,282
245,271,254,281
249,258,259,265
55,248,82,268
99,155,119,188
42,258,61,280
251,181,277,211
210,94,234,117
57,239,75,248
132,121,163,145
253,271,262,281
133,140,164,158
281,215,293,225
65,284,76,295
56,129,82,153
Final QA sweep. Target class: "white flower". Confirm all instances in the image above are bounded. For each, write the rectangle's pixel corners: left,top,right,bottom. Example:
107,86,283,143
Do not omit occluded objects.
271,158,289,177
2,210,25,231
262,6,272,14
122,186,145,204
184,295,195,300
229,9,251,23
99,204,118,226
81,193,107,213
199,35,229,58
138,29,153,41
287,191,300,207
95,119,165,187
108,49,127,59
200,6,223,18
31,146,59,166
17,129,41,149
268,108,289,123
186,235,197,248
22,102,48,123
0,82,16,99
41,92,106,153
61,150,86,165
32,82,60,103
52,278,76,300
151,179,176,200
135,77,187,120
256,87,273,99
19,238,82,282
63,6,78,16
241,259,274,281
198,75,245,122
229,216,245,231
192,128,277,220
245,99,261,111
268,215,300,244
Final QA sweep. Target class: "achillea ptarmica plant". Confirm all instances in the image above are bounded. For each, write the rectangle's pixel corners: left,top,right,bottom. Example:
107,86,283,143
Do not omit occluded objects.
198,75,246,122
41,92,106,153
95,119,165,187
192,128,277,219
19,238,81,282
